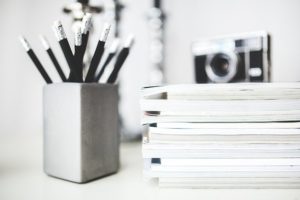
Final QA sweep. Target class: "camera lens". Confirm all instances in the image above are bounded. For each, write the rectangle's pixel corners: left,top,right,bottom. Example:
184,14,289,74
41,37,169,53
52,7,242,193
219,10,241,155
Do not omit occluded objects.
210,53,230,77
205,52,238,83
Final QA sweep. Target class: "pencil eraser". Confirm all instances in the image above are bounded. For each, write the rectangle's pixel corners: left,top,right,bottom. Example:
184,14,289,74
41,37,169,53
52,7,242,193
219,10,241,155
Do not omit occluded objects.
109,38,120,53
81,13,92,34
19,36,31,51
124,34,135,48
53,20,67,41
39,35,50,50
100,23,111,42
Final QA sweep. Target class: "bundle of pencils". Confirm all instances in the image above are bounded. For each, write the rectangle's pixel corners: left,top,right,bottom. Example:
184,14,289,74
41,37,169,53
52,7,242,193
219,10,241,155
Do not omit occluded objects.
19,13,134,84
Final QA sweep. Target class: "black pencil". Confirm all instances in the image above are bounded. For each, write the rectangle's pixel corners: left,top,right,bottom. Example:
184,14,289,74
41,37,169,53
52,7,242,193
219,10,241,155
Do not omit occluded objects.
39,35,67,82
79,13,92,64
107,35,134,84
74,27,83,81
85,23,111,82
67,27,83,82
94,38,120,82
19,36,52,84
52,20,82,82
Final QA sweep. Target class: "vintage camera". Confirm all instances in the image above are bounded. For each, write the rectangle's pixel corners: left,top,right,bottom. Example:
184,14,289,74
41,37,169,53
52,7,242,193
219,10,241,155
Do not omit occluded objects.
192,32,271,83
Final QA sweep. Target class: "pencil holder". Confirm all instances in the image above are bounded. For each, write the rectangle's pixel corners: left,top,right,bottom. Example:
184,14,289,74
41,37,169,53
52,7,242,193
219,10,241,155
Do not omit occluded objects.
43,83,119,183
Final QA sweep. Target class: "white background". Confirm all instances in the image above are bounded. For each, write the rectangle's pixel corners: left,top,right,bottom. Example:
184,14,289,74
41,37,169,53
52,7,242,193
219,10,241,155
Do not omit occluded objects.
0,0,300,136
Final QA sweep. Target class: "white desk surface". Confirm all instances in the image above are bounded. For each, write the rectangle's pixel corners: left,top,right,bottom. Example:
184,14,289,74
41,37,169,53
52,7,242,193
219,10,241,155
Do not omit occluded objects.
1,134,300,200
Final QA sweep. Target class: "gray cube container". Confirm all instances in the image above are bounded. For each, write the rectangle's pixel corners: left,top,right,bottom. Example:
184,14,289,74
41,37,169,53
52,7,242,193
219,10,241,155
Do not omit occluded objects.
43,83,119,183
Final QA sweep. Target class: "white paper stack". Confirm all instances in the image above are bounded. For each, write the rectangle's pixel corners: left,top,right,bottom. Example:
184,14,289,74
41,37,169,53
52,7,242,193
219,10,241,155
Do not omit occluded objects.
141,83,300,188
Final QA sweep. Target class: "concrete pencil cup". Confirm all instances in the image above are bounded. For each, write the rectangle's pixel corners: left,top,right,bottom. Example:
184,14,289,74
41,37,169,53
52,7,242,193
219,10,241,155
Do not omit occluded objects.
43,83,120,183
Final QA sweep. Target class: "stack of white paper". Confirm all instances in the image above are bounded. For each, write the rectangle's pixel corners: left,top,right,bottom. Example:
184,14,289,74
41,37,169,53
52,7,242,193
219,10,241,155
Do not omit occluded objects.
141,83,300,188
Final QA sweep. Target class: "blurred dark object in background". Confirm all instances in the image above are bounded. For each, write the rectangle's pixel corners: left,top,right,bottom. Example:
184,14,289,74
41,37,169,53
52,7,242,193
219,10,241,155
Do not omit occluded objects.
63,0,103,22
147,0,166,85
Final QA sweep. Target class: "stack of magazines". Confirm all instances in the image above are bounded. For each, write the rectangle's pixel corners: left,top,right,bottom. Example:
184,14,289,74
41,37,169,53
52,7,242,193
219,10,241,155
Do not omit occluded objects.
141,83,300,188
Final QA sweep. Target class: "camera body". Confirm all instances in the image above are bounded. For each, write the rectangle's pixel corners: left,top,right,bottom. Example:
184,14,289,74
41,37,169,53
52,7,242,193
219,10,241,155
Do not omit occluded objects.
192,32,271,83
